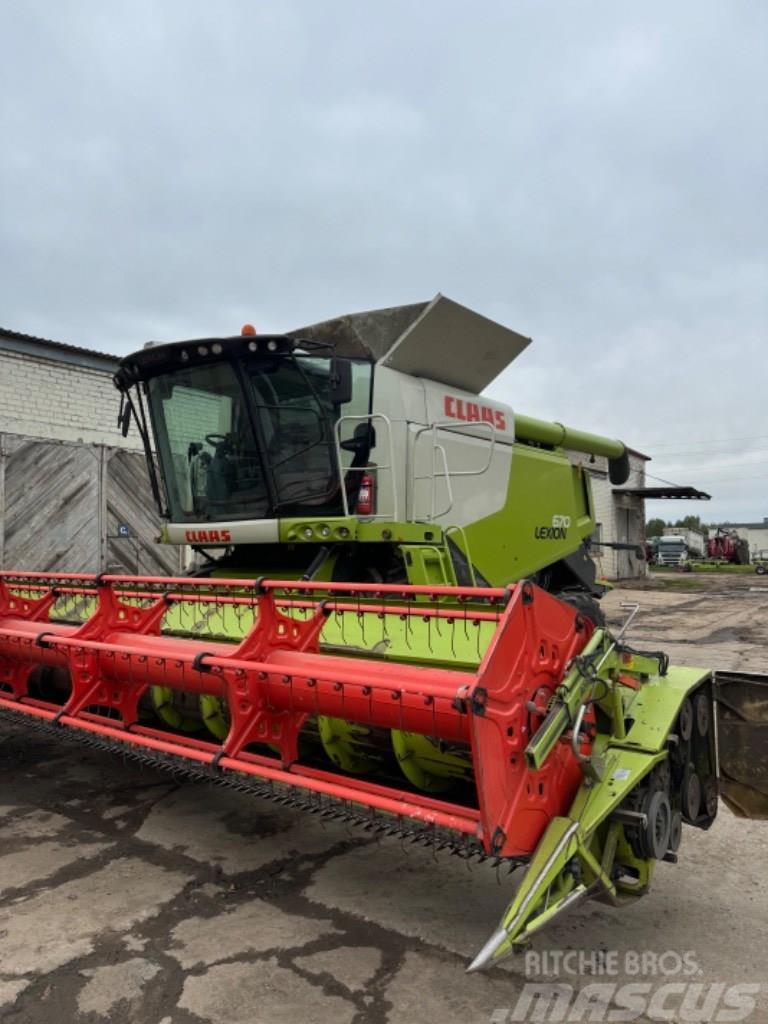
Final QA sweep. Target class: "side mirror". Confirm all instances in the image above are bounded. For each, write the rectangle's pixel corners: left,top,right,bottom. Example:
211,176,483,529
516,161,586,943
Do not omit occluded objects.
330,358,353,405
339,423,375,459
117,393,132,437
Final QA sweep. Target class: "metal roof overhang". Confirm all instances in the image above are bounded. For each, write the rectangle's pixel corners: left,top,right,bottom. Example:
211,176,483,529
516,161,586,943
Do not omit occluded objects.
613,486,712,500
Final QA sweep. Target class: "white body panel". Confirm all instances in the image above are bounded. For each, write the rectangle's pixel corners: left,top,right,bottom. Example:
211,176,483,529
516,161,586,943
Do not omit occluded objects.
369,367,514,527
166,520,279,546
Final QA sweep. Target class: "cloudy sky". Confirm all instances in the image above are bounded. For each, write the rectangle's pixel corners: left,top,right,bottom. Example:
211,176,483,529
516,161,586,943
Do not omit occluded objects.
1,1,766,523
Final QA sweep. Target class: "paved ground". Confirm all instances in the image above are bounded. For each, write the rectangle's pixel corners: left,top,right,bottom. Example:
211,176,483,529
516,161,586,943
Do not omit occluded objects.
1,574,766,1023
609,571,768,673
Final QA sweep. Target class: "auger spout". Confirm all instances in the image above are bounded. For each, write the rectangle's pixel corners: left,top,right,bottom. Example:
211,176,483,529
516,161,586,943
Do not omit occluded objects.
514,413,629,484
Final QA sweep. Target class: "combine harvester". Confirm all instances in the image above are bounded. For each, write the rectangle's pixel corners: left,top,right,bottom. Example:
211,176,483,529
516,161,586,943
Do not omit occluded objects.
0,296,764,971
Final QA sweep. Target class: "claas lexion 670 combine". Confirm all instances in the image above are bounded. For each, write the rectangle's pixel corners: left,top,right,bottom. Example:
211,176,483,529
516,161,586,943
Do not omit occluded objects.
0,296,765,970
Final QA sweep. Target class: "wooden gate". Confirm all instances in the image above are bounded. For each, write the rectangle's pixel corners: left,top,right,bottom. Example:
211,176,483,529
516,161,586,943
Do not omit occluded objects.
0,434,182,574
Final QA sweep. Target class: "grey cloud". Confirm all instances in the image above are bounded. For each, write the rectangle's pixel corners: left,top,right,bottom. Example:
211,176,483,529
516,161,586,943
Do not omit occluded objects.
1,0,766,521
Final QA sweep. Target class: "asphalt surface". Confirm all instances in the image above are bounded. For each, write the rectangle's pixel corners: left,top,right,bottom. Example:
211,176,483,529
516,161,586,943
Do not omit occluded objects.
1,574,766,1023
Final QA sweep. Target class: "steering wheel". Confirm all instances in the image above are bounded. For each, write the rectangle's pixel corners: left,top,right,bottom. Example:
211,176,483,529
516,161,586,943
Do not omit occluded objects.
205,433,229,447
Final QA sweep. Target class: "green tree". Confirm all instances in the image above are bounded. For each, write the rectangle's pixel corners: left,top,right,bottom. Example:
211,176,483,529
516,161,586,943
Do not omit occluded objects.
674,514,706,536
646,518,666,538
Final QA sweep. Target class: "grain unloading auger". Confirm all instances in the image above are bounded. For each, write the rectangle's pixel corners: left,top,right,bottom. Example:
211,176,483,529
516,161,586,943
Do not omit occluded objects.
1,295,766,969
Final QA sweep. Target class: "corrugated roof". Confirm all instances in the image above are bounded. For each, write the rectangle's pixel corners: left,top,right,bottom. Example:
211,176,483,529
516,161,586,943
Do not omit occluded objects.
714,520,768,530
0,327,117,361
0,327,118,372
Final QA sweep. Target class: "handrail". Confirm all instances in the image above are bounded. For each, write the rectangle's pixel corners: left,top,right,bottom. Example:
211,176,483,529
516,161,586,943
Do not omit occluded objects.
333,413,399,521
411,421,496,522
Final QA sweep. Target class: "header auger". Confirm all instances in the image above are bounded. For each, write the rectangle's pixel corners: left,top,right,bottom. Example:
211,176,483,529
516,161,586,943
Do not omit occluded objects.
2,295,766,970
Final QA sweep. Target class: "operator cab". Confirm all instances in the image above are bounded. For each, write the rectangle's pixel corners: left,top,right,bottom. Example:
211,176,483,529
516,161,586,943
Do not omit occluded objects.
114,327,374,526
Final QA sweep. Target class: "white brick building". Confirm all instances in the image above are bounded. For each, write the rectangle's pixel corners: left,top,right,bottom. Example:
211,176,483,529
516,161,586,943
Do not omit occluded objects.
0,328,179,574
0,330,138,449
570,449,650,580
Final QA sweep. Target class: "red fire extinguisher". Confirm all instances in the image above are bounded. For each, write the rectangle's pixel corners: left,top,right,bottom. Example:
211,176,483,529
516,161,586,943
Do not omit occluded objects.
356,473,375,516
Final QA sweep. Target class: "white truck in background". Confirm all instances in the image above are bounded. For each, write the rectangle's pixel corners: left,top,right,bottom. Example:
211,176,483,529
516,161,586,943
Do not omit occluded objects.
656,527,706,566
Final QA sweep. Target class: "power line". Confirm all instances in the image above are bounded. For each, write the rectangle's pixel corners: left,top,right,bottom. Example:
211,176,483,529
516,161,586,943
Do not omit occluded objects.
645,470,767,488
670,462,768,477
645,471,685,487
639,433,768,449
656,458,768,474
683,475,766,485
643,472,761,488
653,446,768,459
694,478,765,486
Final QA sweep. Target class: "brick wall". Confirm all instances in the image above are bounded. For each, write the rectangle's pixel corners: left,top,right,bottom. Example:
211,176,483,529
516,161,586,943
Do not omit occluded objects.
164,386,226,453
0,349,142,450
585,458,617,579
569,451,648,579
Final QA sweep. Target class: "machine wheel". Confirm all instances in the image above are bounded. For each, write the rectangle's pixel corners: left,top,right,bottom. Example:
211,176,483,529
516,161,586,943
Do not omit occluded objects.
704,776,719,818
624,763,673,860
668,810,683,852
642,790,672,860
695,693,711,738
756,565,766,575
558,592,605,629
682,769,701,822
678,698,694,742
